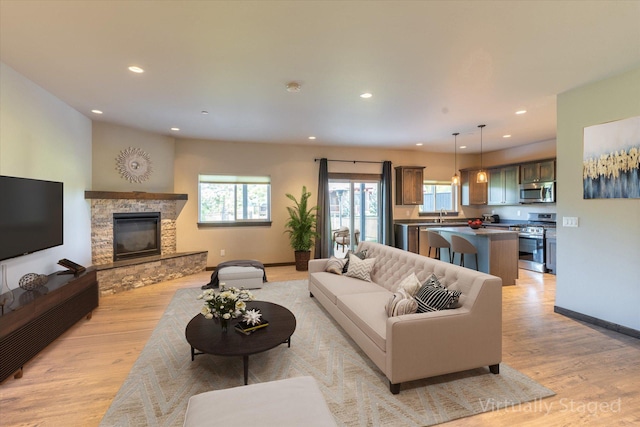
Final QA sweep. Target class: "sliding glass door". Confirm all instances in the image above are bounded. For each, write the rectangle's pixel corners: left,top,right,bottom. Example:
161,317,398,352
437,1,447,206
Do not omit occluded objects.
328,178,380,256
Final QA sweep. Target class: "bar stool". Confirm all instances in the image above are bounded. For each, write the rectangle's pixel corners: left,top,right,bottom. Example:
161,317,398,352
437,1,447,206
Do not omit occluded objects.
427,231,451,262
450,235,478,270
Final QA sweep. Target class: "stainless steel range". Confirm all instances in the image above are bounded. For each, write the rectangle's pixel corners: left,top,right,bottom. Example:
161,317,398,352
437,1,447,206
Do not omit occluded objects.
509,213,556,273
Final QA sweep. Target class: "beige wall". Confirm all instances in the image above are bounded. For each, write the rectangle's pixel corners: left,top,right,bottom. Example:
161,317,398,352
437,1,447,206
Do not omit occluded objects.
0,62,92,288
92,121,175,192
173,138,468,266
556,66,640,330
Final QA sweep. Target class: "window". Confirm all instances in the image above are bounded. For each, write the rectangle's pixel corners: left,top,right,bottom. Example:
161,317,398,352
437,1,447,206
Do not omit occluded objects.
418,181,458,214
198,175,271,226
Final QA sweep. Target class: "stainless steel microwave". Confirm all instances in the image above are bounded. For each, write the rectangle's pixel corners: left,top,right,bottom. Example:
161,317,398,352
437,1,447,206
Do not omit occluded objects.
519,182,555,203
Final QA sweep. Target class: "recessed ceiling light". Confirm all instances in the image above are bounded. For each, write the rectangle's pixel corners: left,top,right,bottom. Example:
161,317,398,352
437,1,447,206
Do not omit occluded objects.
128,66,144,73
503,134,512,138
201,111,209,115
515,110,527,115
91,109,103,115
308,136,316,140
170,127,180,131
460,145,467,149
360,93,373,99
286,82,301,93
416,143,423,146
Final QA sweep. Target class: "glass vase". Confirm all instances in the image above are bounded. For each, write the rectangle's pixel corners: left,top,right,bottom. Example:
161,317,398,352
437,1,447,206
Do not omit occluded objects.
219,318,228,332
0,264,15,315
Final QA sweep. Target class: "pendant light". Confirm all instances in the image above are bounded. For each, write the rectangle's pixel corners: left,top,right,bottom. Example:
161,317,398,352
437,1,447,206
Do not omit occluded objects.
451,132,460,185
476,124,488,184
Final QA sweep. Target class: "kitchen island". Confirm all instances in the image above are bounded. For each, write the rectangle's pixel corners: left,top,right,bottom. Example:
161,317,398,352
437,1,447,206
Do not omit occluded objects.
436,226,519,286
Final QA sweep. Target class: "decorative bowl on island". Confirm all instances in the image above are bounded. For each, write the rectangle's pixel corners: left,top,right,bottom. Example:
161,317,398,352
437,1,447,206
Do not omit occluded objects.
468,219,483,229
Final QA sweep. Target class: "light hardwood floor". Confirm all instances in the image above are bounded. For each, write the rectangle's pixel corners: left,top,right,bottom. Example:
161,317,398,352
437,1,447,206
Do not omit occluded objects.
1,267,638,426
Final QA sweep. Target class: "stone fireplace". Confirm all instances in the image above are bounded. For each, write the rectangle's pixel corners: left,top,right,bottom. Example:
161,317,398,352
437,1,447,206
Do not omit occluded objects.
85,191,207,295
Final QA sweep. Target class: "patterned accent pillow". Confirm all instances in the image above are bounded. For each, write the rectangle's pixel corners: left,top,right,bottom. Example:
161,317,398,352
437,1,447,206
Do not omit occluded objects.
325,256,346,275
344,253,376,282
396,272,421,297
415,281,462,313
385,289,418,317
342,249,368,274
422,273,442,288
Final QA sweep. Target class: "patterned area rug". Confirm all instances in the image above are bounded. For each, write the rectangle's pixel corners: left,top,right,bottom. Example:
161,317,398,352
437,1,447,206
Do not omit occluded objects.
100,280,554,426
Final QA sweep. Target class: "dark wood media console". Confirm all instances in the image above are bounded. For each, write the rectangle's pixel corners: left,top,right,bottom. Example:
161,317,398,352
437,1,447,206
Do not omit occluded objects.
0,268,98,382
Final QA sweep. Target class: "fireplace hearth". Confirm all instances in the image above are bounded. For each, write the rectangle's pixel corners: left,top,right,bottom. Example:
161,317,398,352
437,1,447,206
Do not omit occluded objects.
113,212,161,261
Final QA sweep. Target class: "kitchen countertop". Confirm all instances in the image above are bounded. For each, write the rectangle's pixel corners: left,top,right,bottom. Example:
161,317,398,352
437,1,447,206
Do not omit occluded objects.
436,226,519,236
395,221,471,227
395,221,516,228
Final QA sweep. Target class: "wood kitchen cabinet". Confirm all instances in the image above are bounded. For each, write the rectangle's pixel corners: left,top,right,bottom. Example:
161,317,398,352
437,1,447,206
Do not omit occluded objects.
488,166,519,205
395,166,425,205
461,170,488,205
393,224,420,253
521,160,555,183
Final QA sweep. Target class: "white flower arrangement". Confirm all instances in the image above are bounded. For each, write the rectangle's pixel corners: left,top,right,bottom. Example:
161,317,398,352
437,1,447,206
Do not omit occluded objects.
196,285,255,321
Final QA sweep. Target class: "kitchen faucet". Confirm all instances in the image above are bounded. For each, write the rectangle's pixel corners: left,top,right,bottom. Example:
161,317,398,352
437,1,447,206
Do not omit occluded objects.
439,208,445,223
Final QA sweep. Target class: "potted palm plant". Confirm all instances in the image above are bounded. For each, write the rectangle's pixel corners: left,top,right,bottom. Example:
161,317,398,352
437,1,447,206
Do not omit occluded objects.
284,186,318,271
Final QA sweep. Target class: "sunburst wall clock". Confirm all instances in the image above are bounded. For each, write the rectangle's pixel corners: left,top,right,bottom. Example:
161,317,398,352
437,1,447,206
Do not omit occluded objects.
115,147,153,183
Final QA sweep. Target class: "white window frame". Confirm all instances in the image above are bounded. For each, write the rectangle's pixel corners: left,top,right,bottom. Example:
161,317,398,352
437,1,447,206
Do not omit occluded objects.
198,175,272,227
418,180,459,215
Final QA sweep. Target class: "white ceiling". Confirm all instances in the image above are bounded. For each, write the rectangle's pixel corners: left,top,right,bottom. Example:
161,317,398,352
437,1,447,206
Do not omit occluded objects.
1,1,639,153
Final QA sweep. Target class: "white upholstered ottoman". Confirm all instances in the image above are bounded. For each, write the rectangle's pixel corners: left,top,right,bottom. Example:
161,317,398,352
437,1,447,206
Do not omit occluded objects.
183,376,337,427
218,266,263,289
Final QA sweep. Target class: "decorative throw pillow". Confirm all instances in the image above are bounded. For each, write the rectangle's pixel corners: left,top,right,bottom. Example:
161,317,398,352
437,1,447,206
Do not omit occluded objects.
325,256,346,275
342,249,368,274
415,281,462,313
385,289,418,317
396,272,421,296
422,273,443,288
344,253,376,282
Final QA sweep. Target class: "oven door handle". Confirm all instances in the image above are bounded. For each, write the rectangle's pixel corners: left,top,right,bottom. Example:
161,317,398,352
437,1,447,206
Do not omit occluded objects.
518,233,544,239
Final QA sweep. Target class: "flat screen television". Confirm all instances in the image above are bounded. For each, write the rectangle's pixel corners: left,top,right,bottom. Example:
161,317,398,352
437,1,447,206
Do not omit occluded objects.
0,175,64,261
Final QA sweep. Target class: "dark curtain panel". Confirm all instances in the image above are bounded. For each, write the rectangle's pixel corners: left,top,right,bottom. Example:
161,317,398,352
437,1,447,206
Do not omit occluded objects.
314,158,332,259
381,160,395,246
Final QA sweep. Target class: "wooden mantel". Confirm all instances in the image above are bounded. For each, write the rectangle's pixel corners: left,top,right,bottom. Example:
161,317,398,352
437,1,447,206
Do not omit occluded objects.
84,191,188,200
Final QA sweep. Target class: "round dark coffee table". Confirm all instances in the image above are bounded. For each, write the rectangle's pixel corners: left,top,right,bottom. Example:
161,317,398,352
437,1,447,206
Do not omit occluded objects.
185,301,296,385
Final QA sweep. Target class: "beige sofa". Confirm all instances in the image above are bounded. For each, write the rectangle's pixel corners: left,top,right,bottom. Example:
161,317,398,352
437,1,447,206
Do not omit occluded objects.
308,241,502,394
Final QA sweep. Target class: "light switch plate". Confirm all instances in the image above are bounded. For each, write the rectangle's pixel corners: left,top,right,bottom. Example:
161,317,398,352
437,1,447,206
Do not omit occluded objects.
563,217,579,227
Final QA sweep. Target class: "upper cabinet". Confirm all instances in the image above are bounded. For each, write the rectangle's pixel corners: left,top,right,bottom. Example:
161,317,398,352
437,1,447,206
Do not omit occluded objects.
395,166,425,205
521,160,555,183
488,166,519,205
461,169,488,206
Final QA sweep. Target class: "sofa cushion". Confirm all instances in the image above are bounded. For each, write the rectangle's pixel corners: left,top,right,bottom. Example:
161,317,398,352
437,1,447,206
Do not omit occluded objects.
337,292,390,352
342,249,368,273
395,272,421,296
385,289,418,317
344,254,376,282
309,272,387,304
325,256,346,275
415,282,462,313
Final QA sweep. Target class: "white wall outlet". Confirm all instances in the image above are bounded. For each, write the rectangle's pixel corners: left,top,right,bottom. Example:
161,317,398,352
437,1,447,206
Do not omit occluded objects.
562,217,579,227
220,249,226,256
517,210,521,216
491,209,495,214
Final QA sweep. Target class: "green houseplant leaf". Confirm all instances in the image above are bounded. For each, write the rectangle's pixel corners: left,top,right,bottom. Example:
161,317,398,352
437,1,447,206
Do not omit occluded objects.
284,186,318,252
